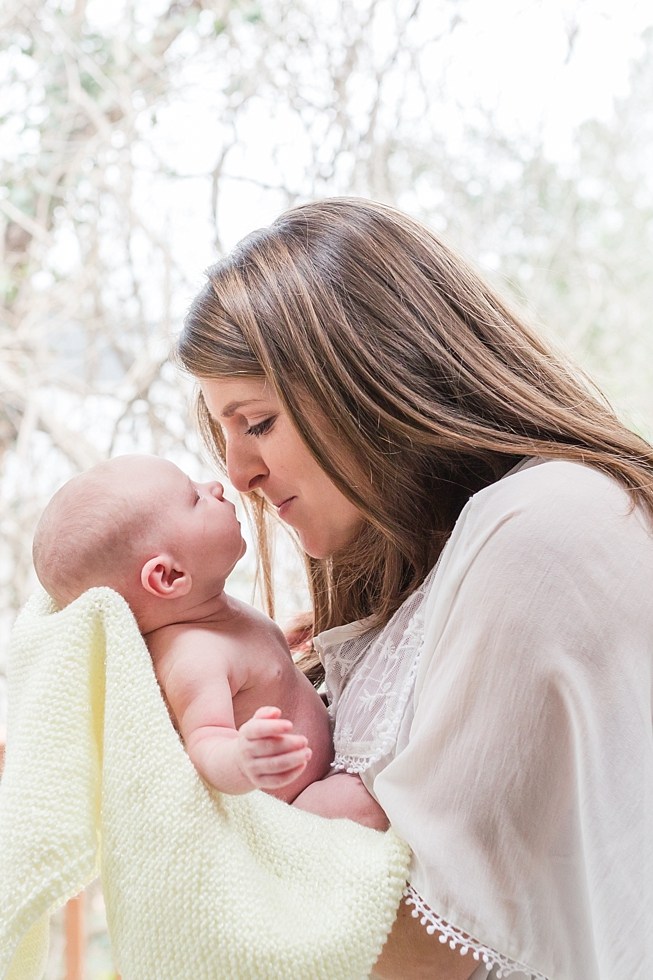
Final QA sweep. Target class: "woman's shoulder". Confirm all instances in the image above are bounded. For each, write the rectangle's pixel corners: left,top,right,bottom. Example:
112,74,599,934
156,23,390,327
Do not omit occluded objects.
416,456,653,708
466,458,645,545
428,458,652,600
481,455,627,505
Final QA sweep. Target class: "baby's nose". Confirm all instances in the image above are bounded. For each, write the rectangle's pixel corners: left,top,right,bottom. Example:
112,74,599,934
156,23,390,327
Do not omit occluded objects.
208,481,224,499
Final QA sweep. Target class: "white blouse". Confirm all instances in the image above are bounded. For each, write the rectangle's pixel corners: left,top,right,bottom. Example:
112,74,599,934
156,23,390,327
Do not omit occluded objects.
314,459,653,980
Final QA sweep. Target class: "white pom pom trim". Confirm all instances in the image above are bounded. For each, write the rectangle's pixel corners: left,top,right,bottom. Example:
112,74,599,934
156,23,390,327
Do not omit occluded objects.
404,885,549,980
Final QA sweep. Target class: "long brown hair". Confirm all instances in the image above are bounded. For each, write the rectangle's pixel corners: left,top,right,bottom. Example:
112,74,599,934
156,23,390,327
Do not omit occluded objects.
177,197,653,678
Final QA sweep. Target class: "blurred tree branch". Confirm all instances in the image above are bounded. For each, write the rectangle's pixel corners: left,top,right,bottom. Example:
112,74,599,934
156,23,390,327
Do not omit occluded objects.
1,0,653,695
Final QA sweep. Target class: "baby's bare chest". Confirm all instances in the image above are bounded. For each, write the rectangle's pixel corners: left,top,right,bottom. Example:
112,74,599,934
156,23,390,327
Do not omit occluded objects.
231,653,296,729
149,610,306,731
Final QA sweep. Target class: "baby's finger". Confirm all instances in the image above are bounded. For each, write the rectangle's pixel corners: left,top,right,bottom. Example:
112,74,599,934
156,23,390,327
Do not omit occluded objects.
241,717,294,741
253,706,282,719
248,746,311,777
245,733,308,758
253,764,309,789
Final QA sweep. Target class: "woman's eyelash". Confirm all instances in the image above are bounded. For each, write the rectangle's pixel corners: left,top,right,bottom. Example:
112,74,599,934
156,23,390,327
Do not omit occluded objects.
245,416,276,437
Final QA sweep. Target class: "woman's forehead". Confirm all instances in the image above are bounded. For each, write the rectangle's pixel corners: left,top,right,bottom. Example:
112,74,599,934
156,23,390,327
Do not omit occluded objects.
200,377,278,418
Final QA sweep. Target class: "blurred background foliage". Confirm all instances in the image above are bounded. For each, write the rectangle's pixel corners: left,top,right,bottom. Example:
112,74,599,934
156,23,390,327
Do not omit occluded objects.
2,0,653,715
2,2,653,974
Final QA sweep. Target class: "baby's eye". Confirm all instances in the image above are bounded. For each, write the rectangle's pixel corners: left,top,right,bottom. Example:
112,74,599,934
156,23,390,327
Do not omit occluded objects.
245,416,276,438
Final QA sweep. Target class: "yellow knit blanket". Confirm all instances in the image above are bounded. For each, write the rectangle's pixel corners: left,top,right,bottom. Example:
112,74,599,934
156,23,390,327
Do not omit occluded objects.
0,588,410,980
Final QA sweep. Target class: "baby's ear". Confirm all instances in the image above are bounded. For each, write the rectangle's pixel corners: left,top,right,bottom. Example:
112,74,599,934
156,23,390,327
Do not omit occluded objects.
141,556,192,599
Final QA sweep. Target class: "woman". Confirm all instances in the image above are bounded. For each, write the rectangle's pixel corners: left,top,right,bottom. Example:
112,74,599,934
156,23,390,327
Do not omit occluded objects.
177,198,653,980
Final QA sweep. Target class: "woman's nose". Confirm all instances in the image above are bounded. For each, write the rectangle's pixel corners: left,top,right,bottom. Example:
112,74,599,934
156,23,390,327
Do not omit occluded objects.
225,440,268,493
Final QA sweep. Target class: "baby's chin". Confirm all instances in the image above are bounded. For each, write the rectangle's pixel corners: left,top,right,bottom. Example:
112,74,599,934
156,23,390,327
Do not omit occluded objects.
226,537,247,576
221,536,247,583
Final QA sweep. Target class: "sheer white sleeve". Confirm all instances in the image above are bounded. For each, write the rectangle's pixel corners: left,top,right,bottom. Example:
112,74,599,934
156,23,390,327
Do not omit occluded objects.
318,460,653,980
403,885,546,979
373,461,653,980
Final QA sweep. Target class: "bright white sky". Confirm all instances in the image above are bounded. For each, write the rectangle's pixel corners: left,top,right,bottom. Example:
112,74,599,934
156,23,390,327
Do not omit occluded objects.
117,0,653,331
86,0,653,141
439,0,652,163
83,0,653,257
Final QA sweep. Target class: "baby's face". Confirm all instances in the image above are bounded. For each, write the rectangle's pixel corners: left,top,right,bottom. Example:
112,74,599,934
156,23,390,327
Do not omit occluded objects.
109,456,246,589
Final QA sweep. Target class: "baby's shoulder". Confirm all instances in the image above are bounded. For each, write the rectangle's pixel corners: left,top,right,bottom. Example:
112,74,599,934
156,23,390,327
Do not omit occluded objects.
145,620,228,675
226,595,291,651
228,594,285,630
146,599,290,687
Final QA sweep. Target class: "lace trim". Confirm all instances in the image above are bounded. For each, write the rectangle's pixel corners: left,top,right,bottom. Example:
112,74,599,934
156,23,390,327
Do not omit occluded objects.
404,886,549,980
331,753,375,774
329,602,427,774
331,637,422,773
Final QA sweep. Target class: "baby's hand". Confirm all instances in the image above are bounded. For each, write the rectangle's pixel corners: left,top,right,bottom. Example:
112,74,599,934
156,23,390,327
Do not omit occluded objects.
236,706,312,790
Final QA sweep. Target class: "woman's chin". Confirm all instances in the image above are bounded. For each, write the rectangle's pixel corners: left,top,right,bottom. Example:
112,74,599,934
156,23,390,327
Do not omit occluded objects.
296,525,360,561
295,528,330,560
299,540,328,560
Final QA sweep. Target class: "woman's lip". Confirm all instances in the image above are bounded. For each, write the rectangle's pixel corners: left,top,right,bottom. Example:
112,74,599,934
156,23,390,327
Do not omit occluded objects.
275,496,296,518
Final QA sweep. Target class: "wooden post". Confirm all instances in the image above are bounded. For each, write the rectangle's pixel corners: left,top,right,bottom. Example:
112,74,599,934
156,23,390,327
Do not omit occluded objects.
64,893,86,980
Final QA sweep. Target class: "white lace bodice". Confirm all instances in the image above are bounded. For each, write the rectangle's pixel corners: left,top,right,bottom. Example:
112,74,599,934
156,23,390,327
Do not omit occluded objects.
314,561,439,776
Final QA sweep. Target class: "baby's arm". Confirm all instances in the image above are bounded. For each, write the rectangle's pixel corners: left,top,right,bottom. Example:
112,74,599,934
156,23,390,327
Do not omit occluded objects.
293,772,389,831
189,705,313,795
151,628,312,795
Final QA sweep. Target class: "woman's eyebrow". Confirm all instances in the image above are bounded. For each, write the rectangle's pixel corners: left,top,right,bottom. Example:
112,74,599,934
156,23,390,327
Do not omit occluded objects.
220,399,266,418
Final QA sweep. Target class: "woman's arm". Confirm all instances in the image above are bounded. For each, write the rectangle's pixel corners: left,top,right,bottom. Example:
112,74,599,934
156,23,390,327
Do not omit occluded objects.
373,901,477,980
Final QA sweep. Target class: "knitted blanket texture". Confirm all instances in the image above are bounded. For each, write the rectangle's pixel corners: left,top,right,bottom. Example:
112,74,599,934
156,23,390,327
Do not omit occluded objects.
0,588,410,980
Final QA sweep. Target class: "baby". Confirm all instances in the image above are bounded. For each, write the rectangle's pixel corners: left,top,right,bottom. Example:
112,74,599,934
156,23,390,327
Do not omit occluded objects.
32,454,334,804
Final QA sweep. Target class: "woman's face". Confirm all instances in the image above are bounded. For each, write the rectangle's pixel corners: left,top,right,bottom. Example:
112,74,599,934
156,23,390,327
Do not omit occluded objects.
200,377,364,559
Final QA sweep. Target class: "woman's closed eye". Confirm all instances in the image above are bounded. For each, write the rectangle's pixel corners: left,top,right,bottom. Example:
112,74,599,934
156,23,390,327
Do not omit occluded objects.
245,416,277,438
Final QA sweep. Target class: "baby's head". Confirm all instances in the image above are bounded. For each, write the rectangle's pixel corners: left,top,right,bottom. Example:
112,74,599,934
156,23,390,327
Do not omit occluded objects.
33,455,245,625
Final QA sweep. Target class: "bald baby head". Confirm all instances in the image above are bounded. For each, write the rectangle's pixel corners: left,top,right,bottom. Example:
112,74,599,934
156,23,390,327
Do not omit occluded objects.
32,455,244,628
33,457,162,609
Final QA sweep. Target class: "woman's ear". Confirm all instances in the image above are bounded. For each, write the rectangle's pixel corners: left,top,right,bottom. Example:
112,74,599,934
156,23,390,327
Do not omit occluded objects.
140,556,192,599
